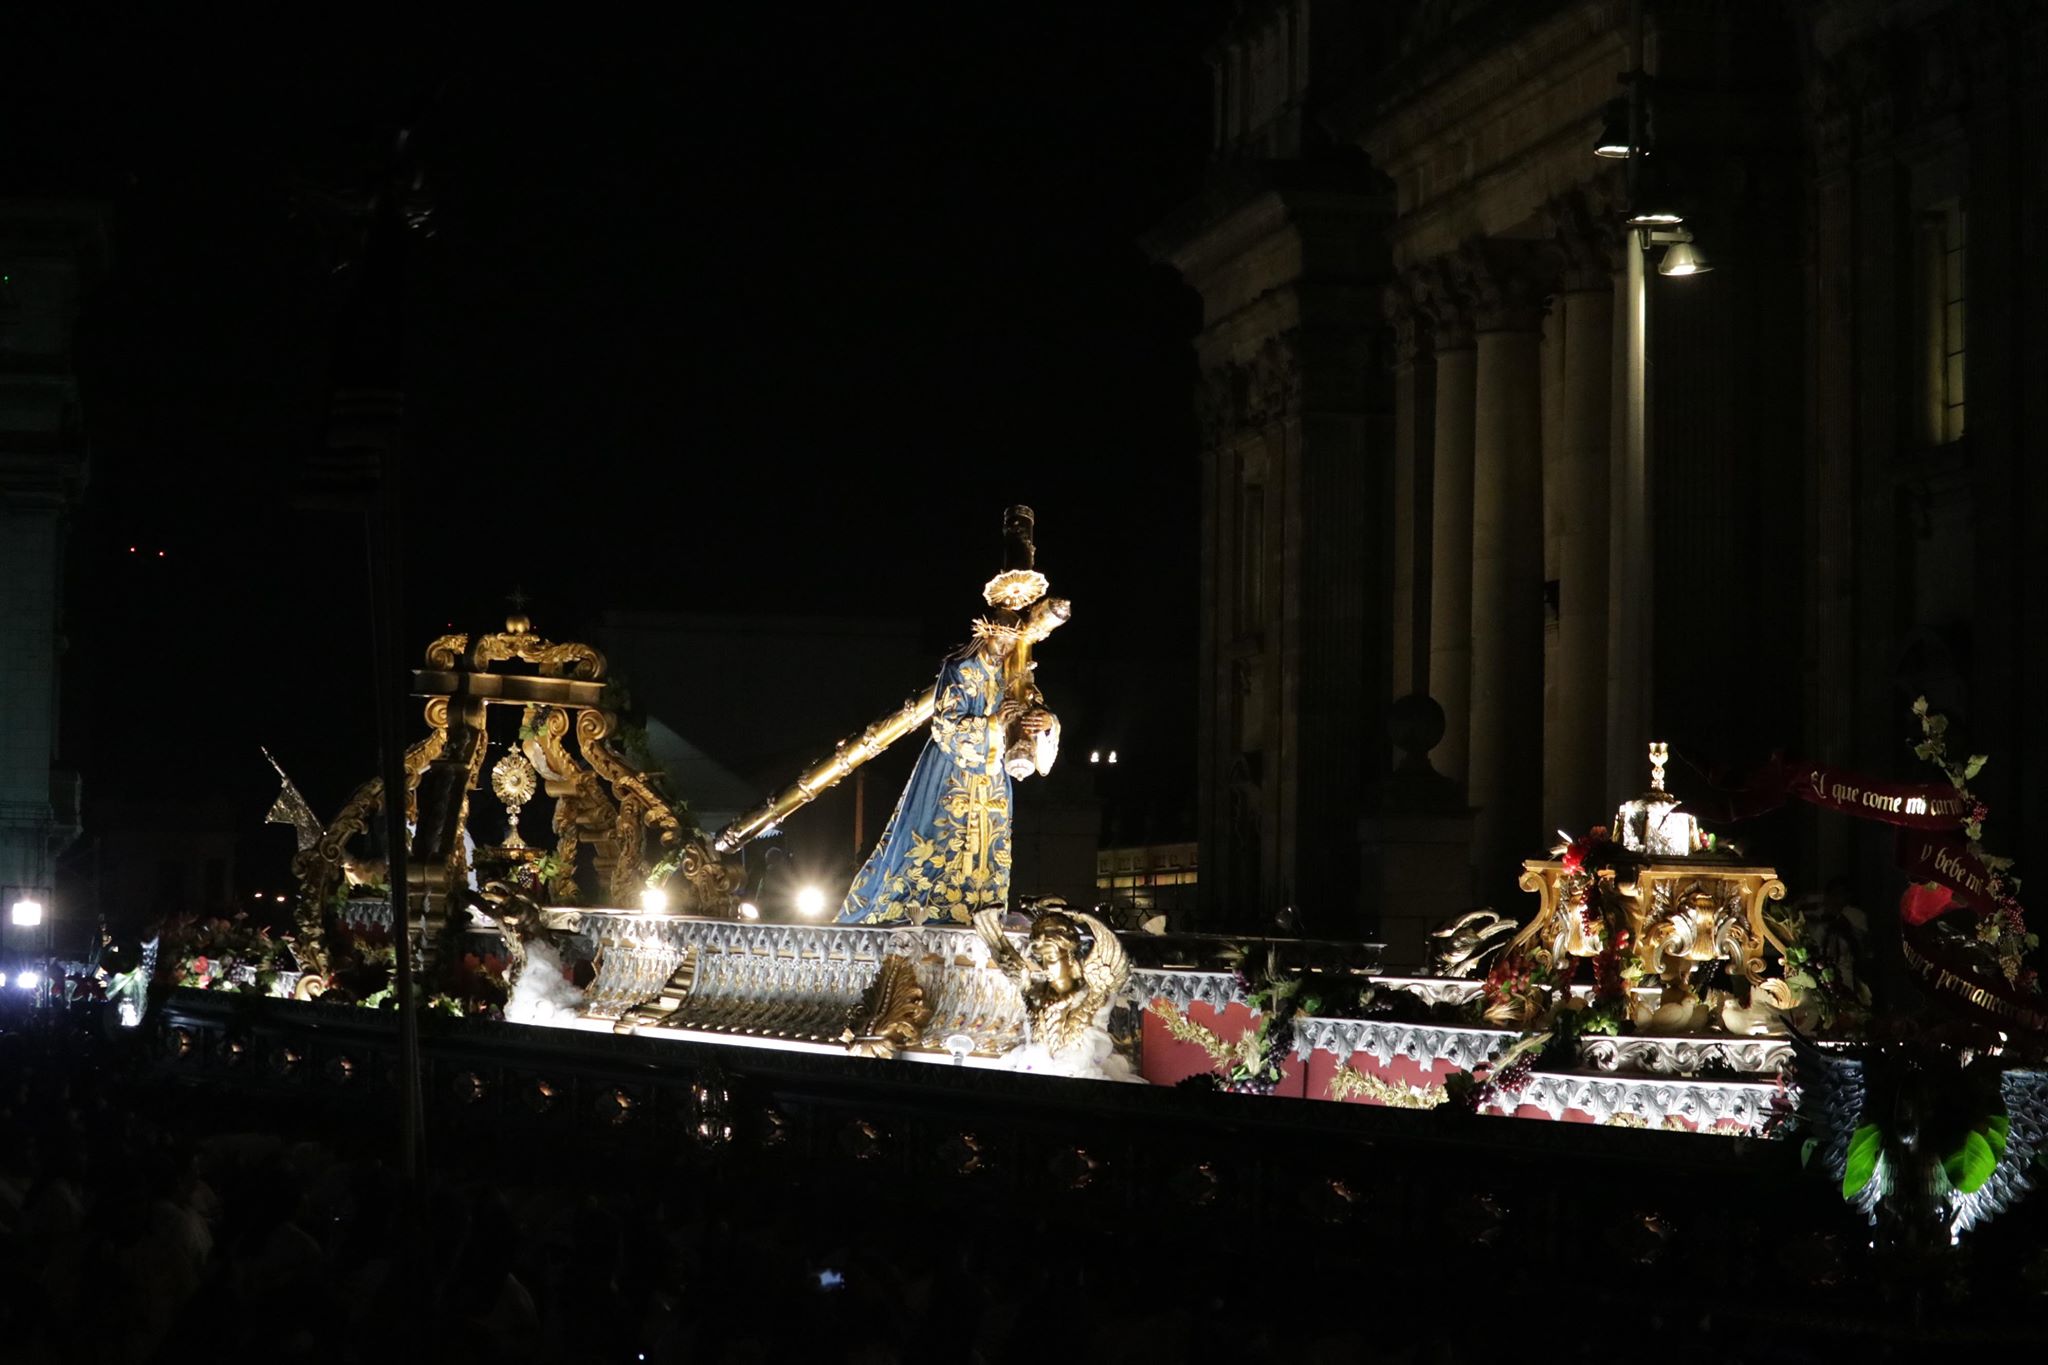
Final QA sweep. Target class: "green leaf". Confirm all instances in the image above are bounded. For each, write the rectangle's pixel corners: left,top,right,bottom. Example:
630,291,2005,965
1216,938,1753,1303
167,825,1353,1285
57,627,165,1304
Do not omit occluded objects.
1843,1124,1883,1198
1985,1115,2010,1161
1964,755,1988,780
1800,1136,1817,1169
1943,1129,1999,1194
1912,696,1930,716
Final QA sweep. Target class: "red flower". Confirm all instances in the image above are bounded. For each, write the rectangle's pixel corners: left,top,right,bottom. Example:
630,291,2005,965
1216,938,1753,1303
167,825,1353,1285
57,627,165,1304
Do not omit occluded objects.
1562,845,1585,874
1899,882,1954,925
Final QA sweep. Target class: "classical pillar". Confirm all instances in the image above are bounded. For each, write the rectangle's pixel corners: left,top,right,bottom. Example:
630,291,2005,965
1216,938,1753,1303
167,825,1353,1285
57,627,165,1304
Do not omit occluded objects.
1385,274,1434,710
1461,241,1547,903
1546,197,1616,833
1422,264,1476,789
1606,224,1651,806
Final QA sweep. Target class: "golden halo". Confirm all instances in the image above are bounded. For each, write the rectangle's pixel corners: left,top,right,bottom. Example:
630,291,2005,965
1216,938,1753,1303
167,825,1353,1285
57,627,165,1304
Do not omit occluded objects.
982,568,1048,610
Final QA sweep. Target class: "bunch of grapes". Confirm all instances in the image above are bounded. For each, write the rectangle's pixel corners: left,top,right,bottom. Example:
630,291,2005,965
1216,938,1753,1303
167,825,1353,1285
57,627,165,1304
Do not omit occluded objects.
1492,1055,1534,1096
1265,1011,1297,1066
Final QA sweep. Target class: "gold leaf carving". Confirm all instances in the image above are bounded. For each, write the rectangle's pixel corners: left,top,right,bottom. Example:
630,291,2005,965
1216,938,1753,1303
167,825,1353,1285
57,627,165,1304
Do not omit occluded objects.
842,955,933,1059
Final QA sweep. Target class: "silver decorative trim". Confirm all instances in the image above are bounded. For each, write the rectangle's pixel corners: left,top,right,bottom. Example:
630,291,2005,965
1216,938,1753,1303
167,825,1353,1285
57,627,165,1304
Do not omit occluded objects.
1482,1073,1779,1134
340,897,392,932
1578,1035,1791,1077
1291,1017,1516,1074
1375,976,1486,1011
1128,969,1240,1014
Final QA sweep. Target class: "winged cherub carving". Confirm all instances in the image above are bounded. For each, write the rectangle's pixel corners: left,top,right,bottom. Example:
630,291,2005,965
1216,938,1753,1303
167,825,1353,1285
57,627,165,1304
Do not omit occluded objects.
972,907,1130,1057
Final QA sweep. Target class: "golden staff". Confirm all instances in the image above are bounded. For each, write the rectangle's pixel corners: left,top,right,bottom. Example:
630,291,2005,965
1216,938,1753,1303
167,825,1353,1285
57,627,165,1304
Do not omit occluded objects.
713,684,938,854
712,506,1069,855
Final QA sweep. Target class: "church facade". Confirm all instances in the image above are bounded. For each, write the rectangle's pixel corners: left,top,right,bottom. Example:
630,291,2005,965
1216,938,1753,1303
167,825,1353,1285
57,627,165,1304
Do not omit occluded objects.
0,202,102,938
1151,0,2048,944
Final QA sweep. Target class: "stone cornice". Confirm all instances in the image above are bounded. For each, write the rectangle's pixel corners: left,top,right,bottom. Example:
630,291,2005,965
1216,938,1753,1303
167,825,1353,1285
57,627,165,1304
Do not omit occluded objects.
1143,160,1385,277
1333,1,1630,269
1341,1,1628,179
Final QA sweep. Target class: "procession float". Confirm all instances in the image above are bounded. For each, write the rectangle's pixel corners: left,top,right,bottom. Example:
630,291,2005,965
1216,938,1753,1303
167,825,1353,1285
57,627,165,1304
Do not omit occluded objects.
147,507,2048,1258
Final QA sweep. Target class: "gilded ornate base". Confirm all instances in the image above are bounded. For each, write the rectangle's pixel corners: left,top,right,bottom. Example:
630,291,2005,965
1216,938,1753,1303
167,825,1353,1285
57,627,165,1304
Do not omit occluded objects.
1514,857,1794,1031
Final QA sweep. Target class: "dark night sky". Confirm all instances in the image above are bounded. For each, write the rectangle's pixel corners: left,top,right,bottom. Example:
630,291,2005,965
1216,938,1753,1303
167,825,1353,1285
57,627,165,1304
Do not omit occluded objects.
17,9,1221,894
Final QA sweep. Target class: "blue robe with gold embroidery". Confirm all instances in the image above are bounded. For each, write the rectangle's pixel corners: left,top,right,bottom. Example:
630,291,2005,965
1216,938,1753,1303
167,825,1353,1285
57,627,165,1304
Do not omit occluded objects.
838,647,1012,925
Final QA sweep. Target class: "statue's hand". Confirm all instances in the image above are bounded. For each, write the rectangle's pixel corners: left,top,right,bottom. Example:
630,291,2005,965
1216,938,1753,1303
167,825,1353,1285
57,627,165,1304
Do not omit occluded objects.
1017,707,1055,736
995,698,1025,728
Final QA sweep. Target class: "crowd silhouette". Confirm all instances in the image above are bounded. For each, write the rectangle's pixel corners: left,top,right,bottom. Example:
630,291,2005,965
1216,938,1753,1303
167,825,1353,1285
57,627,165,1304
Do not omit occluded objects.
0,1002,1428,1364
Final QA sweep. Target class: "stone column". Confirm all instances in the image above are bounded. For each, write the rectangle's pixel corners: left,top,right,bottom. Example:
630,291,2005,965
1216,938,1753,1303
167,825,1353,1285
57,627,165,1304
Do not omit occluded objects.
1385,274,1433,710
1545,195,1616,833
1421,263,1476,790
1461,241,1547,904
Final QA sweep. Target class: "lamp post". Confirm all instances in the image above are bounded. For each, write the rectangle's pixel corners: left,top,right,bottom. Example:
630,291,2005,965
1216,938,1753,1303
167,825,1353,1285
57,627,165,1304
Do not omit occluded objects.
1603,0,1712,802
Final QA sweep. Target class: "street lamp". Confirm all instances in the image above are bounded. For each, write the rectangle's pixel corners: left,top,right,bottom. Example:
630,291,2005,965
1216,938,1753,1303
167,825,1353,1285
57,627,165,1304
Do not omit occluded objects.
1655,235,1712,277
1603,0,1714,801
9,898,42,928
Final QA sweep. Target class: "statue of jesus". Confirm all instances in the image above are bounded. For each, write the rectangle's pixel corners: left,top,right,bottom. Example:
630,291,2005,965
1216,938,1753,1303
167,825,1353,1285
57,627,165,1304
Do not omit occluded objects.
838,510,1066,925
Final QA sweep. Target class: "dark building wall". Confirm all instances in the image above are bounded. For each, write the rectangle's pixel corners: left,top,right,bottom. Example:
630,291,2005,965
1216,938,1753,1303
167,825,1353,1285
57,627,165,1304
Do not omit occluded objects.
1156,0,2045,937
1805,0,2048,920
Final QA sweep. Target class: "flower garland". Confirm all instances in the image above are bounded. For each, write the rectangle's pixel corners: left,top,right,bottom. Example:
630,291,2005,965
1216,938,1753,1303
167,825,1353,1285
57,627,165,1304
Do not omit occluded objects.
1147,962,1308,1095
1907,697,2034,985
1480,827,1641,1027
162,914,288,995
1326,1064,1446,1109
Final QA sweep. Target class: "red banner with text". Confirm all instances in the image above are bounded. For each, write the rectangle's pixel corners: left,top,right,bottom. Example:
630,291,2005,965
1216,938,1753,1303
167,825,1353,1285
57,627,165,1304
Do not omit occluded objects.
1783,763,1972,830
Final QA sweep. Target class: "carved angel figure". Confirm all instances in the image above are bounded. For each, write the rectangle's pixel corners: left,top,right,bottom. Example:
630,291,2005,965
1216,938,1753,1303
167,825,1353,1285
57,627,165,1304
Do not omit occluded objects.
972,907,1129,1057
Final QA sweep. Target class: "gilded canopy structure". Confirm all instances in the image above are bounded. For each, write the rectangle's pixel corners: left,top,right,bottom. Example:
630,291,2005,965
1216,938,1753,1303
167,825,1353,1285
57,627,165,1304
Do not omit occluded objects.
284,613,738,982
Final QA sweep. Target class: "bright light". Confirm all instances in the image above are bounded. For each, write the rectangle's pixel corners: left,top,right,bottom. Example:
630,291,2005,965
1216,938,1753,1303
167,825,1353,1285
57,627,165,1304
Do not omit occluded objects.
16,972,39,992
1594,139,1633,159
252,891,264,901
1657,240,1713,277
0,973,10,989
9,900,42,928
1089,750,1100,764
118,1001,141,1028
1107,750,1118,765
1626,210,1684,226
274,894,287,904
736,900,761,921
795,885,828,918
641,885,669,914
